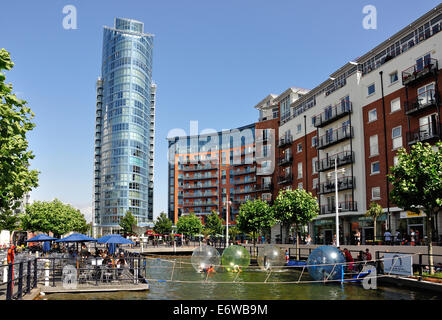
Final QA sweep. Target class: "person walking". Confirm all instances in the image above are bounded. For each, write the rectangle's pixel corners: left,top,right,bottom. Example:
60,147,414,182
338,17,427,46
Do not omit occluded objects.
410,229,416,246
355,229,361,246
384,230,392,245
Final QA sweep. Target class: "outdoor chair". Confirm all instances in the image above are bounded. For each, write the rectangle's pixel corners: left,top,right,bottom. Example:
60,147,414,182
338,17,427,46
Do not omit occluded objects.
100,265,113,283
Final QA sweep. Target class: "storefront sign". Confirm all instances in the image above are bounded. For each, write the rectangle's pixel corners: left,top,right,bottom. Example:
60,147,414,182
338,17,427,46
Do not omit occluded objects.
383,253,413,276
314,219,334,226
399,211,426,219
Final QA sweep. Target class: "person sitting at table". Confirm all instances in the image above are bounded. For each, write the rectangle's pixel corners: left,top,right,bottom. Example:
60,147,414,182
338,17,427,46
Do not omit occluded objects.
102,253,112,266
116,253,126,266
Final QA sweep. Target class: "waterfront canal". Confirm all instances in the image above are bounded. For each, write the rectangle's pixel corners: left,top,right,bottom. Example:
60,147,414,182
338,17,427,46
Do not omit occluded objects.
45,256,442,300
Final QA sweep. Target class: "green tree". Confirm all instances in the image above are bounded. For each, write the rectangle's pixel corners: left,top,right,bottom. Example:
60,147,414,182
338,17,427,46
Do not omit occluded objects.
273,189,319,259
20,199,88,237
204,211,224,236
236,199,275,247
176,213,203,237
0,49,39,232
365,202,384,243
119,211,137,236
389,142,442,274
153,212,173,235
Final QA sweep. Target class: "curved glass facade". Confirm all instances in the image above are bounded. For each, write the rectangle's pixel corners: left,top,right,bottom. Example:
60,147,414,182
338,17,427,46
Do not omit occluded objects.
94,18,155,234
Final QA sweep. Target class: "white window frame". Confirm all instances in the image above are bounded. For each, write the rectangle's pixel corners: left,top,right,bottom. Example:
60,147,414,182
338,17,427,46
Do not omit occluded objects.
392,126,402,150
371,161,380,174
368,108,377,122
389,71,398,84
367,83,376,96
369,134,379,157
297,162,303,179
371,187,381,200
390,97,401,113
297,143,302,153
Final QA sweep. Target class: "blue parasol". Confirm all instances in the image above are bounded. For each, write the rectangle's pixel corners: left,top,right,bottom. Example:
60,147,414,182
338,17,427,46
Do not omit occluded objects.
96,234,134,245
42,241,51,253
56,233,97,242
25,234,57,242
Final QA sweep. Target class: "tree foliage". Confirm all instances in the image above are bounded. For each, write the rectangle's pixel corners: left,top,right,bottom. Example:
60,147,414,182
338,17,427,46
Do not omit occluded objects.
176,213,203,237
119,211,137,236
237,199,275,245
0,48,39,229
153,212,173,235
365,202,384,241
204,211,224,236
20,199,88,237
273,189,319,246
388,142,442,273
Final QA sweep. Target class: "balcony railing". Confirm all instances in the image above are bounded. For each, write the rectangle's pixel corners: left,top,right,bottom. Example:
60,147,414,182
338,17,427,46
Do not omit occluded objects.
183,184,217,190
183,174,218,180
278,173,293,185
278,135,293,148
233,178,257,185
317,126,353,150
256,183,273,192
232,188,256,195
320,201,358,215
232,198,255,205
183,202,218,207
407,122,441,145
278,155,293,166
181,165,218,172
183,192,218,198
312,102,352,128
231,167,256,176
317,176,355,195
404,89,438,115
402,58,438,86
316,151,354,172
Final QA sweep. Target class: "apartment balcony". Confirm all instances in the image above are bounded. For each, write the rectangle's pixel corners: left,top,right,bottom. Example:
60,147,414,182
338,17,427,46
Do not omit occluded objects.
317,126,353,150
233,177,257,185
278,173,293,185
402,58,438,86
183,202,218,207
316,176,355,195
232,188,256,195
278,155,293,166
404,89,438,115
232,198,255,205
316,151,354,173
407,122,441,145
278,135,293,148
256,183,273,192
183,184,217,190
182,165,218,172
312,102,352,128
183,174,218,180
320,201,358,215
231,167,256,176
183,192,218,198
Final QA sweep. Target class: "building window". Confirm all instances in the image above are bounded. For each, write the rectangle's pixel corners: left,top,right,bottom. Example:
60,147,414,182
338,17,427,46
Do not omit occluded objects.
372,187,381,200
392,126,402,149
311,136,318,147
390,98,401,113
298,182,303,190
297,143,302,153
368,83,375,96
312,157,318,174
389,71,398,84
368,109,377,122
297,162,303,179
312,178,318,190
297,124,302,133
369,135,379,156
371,161,380,174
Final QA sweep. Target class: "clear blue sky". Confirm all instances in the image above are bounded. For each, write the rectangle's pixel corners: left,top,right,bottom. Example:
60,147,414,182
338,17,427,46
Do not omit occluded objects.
1,0,439,222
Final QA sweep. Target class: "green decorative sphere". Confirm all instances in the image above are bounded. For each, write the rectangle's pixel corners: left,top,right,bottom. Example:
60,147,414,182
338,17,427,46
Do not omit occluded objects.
221,245,251,272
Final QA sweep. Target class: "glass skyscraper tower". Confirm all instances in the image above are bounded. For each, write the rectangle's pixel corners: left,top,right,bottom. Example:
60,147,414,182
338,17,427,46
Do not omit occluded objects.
93,18,155,236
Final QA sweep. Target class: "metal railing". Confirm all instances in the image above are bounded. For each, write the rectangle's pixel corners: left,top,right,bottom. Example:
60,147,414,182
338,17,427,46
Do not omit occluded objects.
312,102,352,128
316,176,355,194
404,88,438,115
407,122,441,145
402,58,438,85
320,201,358,215
316,151,354,172
317,126,353,149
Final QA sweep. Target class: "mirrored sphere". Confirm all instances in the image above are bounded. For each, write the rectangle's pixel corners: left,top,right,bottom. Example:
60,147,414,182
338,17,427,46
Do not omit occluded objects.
307,246,345,281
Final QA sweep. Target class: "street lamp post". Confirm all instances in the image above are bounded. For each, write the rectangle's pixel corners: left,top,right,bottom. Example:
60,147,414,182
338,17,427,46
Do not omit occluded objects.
328,159,345,248
225,200,232,248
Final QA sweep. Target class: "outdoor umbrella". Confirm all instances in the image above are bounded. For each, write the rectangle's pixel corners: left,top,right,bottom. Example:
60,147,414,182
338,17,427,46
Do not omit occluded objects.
42,241,51,253
55,233,97,242
25,234,57,242
96,234,134,245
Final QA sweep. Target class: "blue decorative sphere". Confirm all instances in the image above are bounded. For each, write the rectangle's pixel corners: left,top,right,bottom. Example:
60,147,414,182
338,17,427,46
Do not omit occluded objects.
307,246,345,281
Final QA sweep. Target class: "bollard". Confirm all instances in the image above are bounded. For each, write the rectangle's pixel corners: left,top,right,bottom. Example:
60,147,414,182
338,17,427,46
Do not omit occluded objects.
134,259,139,284
44,260,50,287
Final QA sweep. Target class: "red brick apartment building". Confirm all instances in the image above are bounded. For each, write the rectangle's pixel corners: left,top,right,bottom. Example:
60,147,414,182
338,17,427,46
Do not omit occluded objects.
168,4,442,244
